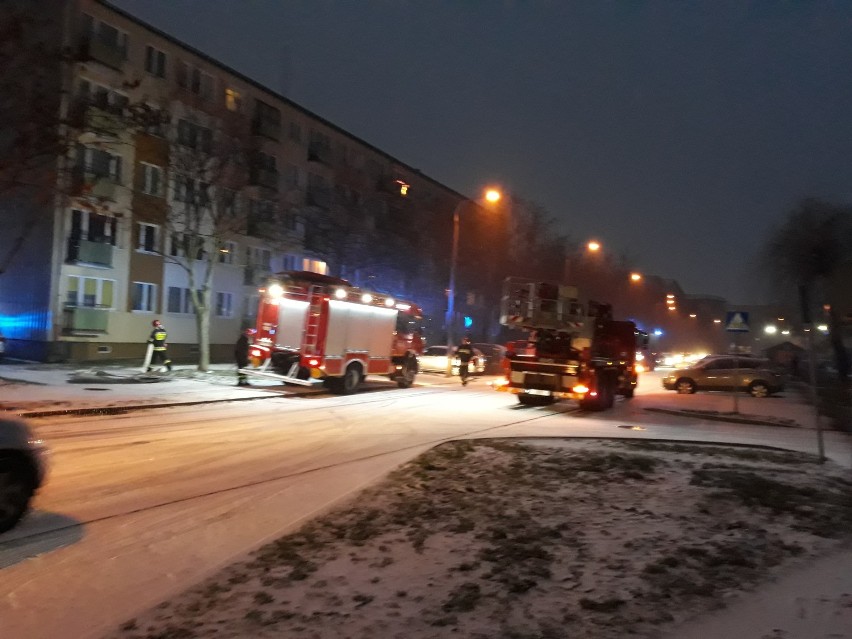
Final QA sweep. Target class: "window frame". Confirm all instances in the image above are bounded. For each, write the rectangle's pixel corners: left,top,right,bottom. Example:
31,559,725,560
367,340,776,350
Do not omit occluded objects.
140,162,164,197
144,45,167,78
131,281,157,313
137,222,159,253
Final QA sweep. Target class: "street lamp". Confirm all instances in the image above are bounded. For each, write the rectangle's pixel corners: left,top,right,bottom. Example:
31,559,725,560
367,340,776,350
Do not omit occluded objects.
587,240,601,252
446,188,502,375
629,272,642,282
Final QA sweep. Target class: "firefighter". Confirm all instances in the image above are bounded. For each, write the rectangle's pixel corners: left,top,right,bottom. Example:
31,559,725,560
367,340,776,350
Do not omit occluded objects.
235,328,256,386
453,336,476,386
147,319,172,373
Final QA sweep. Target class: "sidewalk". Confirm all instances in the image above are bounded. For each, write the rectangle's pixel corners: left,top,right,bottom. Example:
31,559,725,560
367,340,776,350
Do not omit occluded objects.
0,361,282,417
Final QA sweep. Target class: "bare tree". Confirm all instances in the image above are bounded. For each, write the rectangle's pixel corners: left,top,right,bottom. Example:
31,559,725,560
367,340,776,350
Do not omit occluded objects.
151,101,259,371
763,197,852,382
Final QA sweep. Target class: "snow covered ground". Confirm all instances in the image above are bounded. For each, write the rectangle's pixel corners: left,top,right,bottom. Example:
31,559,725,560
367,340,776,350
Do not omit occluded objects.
106,439,852,639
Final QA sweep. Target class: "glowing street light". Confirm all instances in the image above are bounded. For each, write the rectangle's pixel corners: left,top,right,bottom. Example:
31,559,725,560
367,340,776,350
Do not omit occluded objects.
446,187,502,375
629,272,642,282
764,325,778,335
587,240,601,252
713,319,722,324
689,314,697,318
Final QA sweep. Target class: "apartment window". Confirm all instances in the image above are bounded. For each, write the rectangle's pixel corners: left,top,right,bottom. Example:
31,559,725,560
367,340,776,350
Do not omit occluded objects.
219,241,237,264
281,211,298,232
83,147,122,182
281,254,299,271
221,189,241,217
137,223,159,253
215,292,234,318
247,247,271,271
131,282,157,312
82,15,128,57
167,287,195,314
255,151,277,172
253,100,281,139
145,45,167,78
283,164,300,189
176,119,212,152
78,80,128,113
168,232,184,257
67,276,115,308
289,122,302,143
225,88,242,112
308,130,331,162
179,62,214,100
302,259,328,275
140,163,164,196
69,209,116,245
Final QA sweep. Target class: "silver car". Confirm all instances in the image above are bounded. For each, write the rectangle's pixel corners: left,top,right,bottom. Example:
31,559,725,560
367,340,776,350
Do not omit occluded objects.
418,345,486,376
663,356,784,398
0,416,50,533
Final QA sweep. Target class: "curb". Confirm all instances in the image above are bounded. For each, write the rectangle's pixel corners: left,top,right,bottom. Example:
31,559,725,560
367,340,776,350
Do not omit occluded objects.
644,406,803,429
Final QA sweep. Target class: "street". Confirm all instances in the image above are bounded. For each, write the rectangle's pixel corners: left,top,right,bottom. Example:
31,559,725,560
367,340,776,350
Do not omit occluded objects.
1,371,849,639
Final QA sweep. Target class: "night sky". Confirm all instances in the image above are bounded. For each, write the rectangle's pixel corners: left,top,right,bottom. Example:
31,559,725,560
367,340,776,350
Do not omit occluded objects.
110,0,852,303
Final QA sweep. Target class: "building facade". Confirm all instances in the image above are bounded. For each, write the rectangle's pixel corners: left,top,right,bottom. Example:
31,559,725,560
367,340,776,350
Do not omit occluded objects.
0,0,465,362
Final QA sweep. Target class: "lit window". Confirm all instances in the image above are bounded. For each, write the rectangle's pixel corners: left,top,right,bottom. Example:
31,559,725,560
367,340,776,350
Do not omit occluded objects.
225,88,242,112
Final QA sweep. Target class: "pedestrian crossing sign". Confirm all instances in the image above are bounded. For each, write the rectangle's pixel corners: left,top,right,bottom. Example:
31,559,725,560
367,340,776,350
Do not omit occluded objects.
725,311,750,332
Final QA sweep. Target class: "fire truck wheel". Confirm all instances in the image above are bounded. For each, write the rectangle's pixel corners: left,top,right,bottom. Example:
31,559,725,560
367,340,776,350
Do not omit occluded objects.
328,364,363,395
517,394,554,406
396,356,417,388
622,386,635,399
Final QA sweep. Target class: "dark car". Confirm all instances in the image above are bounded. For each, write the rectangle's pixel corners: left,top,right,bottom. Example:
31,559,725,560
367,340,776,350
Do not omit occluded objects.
0,416,50,533
472,343,507,374
662,356,785,397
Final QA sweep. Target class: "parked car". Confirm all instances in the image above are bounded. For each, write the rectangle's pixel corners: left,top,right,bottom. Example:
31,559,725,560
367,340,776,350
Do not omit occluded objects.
662,356,785,397
418,345,486,376
0,416,50,533
472,343,507,374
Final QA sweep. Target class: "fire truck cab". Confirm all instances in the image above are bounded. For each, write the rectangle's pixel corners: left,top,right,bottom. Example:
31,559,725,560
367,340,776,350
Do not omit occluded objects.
495,277,642,410
242,271,424,394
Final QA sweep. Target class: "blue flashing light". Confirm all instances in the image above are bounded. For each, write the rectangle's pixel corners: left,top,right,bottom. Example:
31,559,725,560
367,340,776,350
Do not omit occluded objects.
463,316,473,329
653,328,664,336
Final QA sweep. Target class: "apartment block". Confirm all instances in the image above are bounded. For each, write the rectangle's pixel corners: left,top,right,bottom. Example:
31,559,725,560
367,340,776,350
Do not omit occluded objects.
0,0,465,363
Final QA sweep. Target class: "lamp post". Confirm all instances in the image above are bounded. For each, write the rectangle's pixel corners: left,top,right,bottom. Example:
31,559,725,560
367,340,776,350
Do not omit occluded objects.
445,188,501,376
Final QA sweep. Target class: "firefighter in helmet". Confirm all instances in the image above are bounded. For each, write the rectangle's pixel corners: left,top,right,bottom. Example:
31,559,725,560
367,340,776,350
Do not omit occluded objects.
235,328,256,386
147,319,172,373
453,336,476,386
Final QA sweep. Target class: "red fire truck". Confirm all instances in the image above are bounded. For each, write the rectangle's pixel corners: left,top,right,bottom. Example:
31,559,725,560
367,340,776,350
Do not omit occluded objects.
242,271,424,394
494,277,645,410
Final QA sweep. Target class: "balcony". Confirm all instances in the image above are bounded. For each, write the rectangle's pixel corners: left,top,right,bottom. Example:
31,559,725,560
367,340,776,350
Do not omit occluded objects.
67,238,113,267
251,118,281,141
90,178,118,200
307,146,331,165
63,306,109,334
306,187,330,209
250,168,279,191
79,38,126,70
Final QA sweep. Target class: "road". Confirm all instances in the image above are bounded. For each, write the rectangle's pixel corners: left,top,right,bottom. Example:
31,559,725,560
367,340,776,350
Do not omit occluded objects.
1,371,848,639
